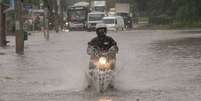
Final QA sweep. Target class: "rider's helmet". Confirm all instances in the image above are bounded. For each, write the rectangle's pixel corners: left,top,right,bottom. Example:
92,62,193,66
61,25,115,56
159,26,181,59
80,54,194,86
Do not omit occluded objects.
96,23,107,37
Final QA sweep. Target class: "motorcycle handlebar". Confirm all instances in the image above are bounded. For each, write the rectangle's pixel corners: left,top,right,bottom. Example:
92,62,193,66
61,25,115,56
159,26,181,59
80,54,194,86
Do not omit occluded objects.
88,46,118,56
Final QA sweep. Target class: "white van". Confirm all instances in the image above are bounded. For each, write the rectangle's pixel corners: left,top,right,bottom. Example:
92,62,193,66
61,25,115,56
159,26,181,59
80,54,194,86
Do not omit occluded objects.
102,16,125,31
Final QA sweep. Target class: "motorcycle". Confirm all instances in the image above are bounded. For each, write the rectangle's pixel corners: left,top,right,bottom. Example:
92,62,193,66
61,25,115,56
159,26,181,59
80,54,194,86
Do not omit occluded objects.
86,46,117,93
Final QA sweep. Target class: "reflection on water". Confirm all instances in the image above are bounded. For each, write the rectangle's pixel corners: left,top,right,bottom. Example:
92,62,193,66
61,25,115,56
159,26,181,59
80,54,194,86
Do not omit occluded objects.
98,97,112,101
150,37,201,59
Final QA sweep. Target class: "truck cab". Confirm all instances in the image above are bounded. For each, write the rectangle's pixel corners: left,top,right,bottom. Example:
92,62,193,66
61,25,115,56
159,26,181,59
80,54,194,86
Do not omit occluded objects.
87,12,105,31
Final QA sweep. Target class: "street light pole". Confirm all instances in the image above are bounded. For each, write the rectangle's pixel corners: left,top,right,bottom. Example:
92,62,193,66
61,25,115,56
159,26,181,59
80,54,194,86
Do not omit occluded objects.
15,0,24,54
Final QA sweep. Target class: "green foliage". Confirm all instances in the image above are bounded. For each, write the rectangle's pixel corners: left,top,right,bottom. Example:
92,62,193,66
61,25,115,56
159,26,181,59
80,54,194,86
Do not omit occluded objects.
132,0,201,25
149,16,173,25
23,0,40,5
0,0,9,4
175,0,200,22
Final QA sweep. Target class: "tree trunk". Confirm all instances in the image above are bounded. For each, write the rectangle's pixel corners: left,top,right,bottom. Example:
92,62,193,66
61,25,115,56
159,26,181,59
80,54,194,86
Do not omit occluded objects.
0,4,7,47
15,0,24,54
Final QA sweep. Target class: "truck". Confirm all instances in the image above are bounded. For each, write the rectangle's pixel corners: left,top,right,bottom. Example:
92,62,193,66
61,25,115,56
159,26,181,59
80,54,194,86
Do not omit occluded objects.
87,11,105,31
115,3,130,14
86,1,106,31
115,3,133,29
91,0,106,12
67,2,89,31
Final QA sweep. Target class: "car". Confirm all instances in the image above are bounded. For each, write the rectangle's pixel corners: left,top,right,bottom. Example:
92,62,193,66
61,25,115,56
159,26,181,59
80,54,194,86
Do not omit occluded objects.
102,16,125,32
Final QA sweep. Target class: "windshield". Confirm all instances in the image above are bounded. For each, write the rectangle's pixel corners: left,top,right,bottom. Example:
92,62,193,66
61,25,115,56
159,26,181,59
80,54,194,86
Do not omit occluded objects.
116,13,130,18
88,14,105,21
103,19,115,24
69,10,87,21
94,6,105,12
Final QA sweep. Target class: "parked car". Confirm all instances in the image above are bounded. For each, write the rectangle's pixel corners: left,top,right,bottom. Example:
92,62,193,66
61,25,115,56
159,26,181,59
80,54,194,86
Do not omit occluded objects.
103,16,125,32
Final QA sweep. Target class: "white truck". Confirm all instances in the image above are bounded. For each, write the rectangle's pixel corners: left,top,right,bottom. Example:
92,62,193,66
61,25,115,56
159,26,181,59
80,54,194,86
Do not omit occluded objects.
87,11,105,31
91,1,106,12
87,1,106,31
115,3,130,14
115,3,133,28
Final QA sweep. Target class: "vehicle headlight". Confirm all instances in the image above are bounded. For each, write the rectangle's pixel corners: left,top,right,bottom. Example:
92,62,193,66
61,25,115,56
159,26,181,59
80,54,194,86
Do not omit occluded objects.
99,97,112,101
99,57,107,65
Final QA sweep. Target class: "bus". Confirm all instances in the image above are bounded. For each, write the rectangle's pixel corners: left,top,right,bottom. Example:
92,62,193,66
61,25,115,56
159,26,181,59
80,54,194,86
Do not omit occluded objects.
67,2,89,31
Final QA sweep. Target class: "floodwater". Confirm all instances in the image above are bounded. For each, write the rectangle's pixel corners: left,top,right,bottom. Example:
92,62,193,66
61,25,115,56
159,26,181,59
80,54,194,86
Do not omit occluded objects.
0,30,201,101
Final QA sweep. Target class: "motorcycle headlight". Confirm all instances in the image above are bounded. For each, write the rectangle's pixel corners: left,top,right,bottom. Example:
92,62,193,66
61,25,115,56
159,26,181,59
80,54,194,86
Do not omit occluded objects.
99,97,112,101
99,57,107,65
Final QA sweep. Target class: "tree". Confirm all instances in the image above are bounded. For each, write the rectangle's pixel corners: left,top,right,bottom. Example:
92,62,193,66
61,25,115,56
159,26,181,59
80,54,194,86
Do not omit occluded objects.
131,0,201,24
175,0,201,22
42,0,70,31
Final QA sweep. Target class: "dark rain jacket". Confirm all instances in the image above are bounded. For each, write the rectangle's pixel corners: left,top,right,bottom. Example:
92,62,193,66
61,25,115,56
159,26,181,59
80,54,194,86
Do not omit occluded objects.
88,36,118,52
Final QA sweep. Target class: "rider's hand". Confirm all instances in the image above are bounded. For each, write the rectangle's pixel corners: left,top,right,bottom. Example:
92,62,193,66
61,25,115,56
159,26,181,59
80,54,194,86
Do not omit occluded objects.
87,45,93,55
109,46,118,54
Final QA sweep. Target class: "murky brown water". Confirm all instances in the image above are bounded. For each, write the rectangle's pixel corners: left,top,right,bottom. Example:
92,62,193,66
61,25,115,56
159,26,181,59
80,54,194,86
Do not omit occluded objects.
0,30,201,101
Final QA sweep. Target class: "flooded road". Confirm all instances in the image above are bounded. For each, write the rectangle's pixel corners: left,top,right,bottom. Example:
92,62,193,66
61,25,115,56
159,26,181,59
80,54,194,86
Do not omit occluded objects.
0,30,201,101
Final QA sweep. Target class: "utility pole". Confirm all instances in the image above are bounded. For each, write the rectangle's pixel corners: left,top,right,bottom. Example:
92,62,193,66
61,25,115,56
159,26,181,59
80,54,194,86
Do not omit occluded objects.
15,0,24,54
54,0,60,33
44,8,49,40
89,0,92,9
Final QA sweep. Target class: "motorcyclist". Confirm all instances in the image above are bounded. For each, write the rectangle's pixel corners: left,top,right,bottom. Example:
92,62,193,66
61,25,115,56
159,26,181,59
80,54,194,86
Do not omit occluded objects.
87,23,119,70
